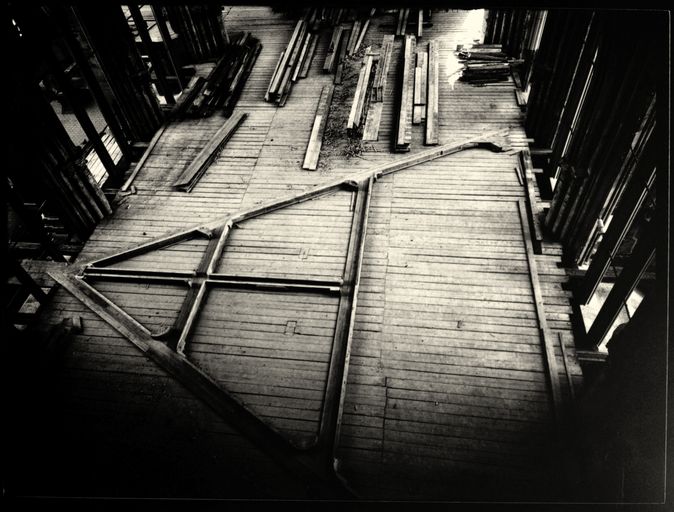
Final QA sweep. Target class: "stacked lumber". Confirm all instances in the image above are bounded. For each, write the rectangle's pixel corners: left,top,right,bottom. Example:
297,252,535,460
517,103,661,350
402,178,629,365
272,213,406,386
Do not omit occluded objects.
425,39,439,145
302,85,335,170
265,17,318,106
458,43,521,84
362,34,394,141
173,112,248,192
394,35,416,152
347,48,377,135
181,32,261,118
395,9,410,36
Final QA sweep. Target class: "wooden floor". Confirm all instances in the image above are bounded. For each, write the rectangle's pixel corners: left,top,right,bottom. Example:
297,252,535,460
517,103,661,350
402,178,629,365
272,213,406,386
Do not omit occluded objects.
24,7,583,501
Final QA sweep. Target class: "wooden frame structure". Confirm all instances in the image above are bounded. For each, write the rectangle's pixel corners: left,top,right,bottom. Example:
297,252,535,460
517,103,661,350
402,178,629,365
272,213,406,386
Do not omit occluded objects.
50,130,517,497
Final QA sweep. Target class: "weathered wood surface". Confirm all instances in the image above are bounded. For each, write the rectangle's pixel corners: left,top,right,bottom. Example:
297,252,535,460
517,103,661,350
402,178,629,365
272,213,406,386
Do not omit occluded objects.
33,7,581,501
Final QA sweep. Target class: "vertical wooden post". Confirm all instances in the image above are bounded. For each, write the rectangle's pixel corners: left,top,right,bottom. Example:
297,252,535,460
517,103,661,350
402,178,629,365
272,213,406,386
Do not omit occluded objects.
128,5,176,105
584,221,655,351
151,5,184,91
46,51,119,178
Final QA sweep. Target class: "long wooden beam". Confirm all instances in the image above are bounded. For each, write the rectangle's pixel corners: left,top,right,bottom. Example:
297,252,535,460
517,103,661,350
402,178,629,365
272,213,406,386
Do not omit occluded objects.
318,177,373,454
173,112,248,192
49,271,354,498
517,200,563,421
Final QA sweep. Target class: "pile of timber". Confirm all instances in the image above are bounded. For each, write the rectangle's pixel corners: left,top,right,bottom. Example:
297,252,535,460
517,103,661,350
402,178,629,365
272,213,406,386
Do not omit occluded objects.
179,32,261,118
346,47,377,135
265,17,320,106
458,43,522,84
362,34,394,141
393,37,438,150
173,112,248,192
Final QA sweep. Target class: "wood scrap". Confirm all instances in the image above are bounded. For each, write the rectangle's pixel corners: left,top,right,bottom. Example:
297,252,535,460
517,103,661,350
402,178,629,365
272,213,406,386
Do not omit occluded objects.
173,112,247,192
302,85,335,170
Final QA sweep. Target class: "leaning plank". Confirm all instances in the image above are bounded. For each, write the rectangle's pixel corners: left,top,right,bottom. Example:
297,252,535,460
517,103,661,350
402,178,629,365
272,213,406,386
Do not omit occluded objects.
417,9,423,38
347,52,374,131
173,112,248,192
516,200,563,422
120,123,169,192
425,40,439,145
302,85,335,170
352,18,371,55
49,271,353,499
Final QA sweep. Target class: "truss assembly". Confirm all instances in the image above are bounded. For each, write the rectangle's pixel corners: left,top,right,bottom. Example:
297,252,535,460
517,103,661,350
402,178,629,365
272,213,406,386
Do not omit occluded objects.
50,130,514,498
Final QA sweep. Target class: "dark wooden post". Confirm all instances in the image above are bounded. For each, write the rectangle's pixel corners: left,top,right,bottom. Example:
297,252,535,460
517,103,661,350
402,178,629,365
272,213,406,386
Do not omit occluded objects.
151,5,185,90
128,5,176,105
583,220,655,351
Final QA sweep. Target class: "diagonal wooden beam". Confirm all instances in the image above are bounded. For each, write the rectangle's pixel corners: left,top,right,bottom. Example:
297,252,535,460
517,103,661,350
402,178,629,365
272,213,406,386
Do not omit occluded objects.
49,270,355,499
318,177,373,459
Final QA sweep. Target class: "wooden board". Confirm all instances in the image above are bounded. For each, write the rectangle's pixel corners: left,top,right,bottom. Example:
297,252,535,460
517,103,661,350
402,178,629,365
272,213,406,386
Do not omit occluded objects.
302,85,335,171
173,112,248,192
425,40,439,145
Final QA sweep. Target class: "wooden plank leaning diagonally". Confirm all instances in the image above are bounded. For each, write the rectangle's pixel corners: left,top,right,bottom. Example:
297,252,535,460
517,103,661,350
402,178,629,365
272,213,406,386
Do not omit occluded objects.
347,51,375,132
303,85,335,171
172,112,248,192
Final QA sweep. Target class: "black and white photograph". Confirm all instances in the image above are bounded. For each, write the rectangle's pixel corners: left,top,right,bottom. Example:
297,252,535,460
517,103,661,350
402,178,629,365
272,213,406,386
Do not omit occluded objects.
4,1,671,508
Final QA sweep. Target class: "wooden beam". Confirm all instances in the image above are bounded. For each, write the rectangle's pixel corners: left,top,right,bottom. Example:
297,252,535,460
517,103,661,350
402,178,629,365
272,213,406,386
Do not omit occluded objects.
519,149,544,253
517,200,564,422
120,123,169,192
173,112,248,192
270,20,304,95
425,40,439,145
129,5,175,105
319,177,373,452
584,221,656,351
302,85,335,170
48,271,354,498
395,35,415,151
347,53,374,131
299,33,319,79
332,176,373,459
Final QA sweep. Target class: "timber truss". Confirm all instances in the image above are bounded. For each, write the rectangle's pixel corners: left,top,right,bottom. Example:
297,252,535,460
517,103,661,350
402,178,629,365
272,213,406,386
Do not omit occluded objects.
50,130,516,498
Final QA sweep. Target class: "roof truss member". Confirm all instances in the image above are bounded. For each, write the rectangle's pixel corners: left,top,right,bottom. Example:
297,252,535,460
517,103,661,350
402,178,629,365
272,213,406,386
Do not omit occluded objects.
50,130,514,498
